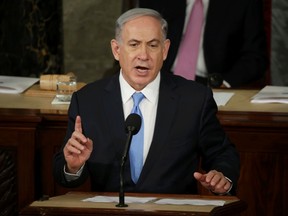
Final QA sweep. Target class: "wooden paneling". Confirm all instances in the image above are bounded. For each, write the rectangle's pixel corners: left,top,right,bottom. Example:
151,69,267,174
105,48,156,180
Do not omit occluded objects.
0,87,287,216
0,110,41,212
217,111,288,216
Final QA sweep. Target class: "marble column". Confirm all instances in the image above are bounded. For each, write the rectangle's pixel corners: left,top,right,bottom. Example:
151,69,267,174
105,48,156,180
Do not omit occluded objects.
271,0,288,86
0,0,62,77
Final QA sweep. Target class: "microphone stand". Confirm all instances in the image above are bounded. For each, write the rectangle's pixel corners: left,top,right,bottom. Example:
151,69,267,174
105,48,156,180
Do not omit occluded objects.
116,129,133,207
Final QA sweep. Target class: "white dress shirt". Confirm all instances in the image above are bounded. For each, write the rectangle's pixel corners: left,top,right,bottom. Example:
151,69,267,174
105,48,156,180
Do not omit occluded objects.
120,71,159,164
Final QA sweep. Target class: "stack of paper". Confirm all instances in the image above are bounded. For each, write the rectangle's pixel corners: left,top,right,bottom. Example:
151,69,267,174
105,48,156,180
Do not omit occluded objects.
82,195,225,206
0,75,39,94
251,85,288,104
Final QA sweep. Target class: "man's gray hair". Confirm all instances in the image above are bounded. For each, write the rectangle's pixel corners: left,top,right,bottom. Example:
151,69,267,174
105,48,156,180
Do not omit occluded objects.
115,8,168,42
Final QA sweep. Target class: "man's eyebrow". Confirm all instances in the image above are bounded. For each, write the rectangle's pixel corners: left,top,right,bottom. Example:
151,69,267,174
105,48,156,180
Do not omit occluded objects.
147,39,161,43
128,39,140,43
127,39,161,43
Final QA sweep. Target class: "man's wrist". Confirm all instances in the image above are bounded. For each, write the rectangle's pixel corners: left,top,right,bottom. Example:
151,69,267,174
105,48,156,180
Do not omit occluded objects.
64,164,84,176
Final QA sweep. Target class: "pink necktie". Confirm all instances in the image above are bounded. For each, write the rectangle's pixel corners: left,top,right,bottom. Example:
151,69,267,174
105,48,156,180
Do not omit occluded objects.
174,0,204,80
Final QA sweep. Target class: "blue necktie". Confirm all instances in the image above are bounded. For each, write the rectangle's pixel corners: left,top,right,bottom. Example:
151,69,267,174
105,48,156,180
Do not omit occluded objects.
129,92,145,183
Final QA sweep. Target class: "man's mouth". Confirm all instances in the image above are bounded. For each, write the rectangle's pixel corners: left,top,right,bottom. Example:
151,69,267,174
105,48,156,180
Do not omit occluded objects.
135,66,149,73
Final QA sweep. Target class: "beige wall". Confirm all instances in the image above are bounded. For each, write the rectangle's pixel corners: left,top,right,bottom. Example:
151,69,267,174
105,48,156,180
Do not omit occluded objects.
63,0,122,83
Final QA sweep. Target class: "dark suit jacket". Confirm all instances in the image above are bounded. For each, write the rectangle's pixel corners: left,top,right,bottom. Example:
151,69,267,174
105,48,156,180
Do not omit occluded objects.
53,72,240,194
139,0,268,87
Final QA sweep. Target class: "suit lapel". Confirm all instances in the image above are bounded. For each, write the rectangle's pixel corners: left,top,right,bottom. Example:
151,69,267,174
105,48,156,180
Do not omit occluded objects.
205,0,231,40
102,75,127,158
204,0,232,73
139,74,179,183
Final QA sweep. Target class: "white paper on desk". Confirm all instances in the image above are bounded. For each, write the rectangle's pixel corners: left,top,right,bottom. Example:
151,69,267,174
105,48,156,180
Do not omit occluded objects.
251,85,288,104
0,75,39,94
213,92,234,106
154,198,225,206
82,196,157,204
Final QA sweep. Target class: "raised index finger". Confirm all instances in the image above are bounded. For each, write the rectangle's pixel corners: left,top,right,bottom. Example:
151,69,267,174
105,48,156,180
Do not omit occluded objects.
75,115,82,133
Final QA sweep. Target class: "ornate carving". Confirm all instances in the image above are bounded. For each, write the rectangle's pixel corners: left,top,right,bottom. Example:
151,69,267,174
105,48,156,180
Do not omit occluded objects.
0,149,17,216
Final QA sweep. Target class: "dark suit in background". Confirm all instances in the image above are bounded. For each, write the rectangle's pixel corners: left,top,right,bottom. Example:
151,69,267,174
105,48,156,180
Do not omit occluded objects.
53,72,240,194
139,0,268,87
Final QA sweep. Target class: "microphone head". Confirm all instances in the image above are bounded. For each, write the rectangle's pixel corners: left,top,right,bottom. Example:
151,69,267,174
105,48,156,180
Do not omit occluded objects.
125,113,141,135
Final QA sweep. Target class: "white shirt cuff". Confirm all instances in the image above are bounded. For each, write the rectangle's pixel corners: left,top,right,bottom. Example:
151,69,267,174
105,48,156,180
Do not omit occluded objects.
223,80,231,88
64,164,84,181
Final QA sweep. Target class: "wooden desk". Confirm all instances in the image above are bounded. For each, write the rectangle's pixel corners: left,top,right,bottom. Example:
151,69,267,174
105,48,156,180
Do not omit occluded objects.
19,192,246,216
0,88,287,216
215,89,288,216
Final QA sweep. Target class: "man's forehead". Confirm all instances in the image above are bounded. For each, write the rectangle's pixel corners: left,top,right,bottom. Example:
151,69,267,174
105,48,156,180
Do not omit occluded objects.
122,18,162,37
123,15,161,29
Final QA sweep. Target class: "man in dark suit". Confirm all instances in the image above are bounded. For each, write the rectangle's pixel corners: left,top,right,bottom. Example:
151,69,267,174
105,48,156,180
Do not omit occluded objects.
138,0,268,88
53,8,240,195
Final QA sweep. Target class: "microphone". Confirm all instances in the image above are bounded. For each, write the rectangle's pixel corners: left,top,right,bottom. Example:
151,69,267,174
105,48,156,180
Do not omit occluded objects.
116,113,141,207
125,113,141,135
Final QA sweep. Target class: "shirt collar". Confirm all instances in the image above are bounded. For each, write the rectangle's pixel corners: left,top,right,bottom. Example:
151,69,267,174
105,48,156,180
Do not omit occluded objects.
119,70,160,104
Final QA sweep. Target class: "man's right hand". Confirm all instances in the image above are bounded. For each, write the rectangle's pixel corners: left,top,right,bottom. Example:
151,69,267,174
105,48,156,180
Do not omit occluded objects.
63,115,93,174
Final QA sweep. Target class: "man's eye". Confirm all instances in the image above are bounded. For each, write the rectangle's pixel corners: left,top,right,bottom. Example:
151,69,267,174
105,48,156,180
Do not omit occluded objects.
149,43,159,48
129,43,138,47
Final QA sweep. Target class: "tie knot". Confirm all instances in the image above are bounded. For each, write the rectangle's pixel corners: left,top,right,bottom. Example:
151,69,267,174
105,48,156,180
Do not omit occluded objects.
132,92,145,107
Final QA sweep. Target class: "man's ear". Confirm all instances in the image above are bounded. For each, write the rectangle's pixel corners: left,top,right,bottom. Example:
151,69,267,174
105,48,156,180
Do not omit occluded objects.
163,39,171,61
111,39,120,61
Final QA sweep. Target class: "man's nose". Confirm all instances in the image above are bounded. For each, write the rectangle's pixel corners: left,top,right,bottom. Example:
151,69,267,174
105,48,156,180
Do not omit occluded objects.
137,45,149,60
